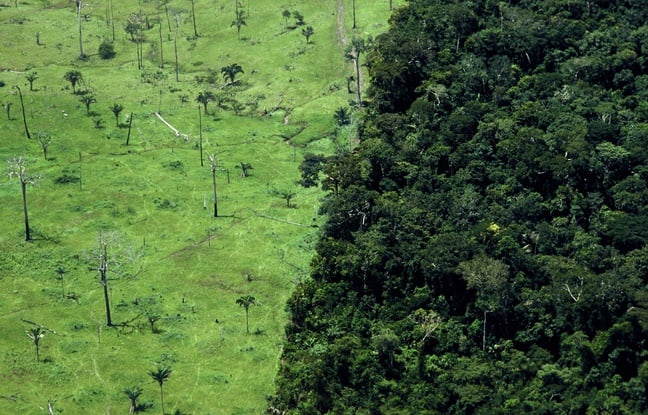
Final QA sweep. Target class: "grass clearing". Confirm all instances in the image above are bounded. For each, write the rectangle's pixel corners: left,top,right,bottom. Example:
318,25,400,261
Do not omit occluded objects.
0,0,398,413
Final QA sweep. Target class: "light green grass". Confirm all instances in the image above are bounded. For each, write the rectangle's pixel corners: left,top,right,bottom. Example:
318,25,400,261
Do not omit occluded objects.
0,0,399,413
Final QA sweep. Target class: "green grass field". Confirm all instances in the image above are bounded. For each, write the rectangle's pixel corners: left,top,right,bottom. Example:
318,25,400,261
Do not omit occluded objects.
0,0,397,413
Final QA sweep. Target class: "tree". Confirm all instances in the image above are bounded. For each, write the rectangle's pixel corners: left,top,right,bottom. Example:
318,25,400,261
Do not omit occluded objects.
302,25,314,44
299,153,326,187
123,385,143,414
208,154,219,217
231,9,246,40
75,0,86,59
97,231,113,326
13,85,30,139
8,156,39,241
55,266,66,299
26,71,38,91
26,327,45,362
98,39,116,59
292,11,305,26
282,9,291,29
457,255,509,351
196,91,215,114
344,36,371,106
236,295,257,334
5,101,12,120
110,103,124,127
334,107,351,126
352,0,357,29
221,63,244,84
80,92,96,115
63,70,83,93
36,131,52,161
189,0,198,37
149,365,172,415
237,161,253,177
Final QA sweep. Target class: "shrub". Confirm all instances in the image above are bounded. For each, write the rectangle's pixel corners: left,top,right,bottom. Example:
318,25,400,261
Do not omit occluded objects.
98,40,116,59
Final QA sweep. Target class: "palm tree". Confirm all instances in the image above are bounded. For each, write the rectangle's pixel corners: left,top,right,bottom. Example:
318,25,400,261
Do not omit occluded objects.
231,9,246,40
221,63,244,84
64,70,83,93
236,295,257,334
110,103,124,126
80,92,96,115
281,9,291,29
27,327,45,362
302,25,314,44
196,91,215,114
149,365,172,415
123,385,143,414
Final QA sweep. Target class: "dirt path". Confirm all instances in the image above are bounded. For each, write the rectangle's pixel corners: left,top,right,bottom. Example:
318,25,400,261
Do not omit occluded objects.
336,0,363,94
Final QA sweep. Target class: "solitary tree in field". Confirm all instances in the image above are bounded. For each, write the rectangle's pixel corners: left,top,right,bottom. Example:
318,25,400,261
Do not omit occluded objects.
26,71,38,91
231,9,246,40
75,0,87,59
302,25,314,44
189,0,198,37
8,157,38,241
123,385,143,414
27,327,45,362
97,231,113,326
149,365,172,415
5,102,12,120
36,131,52,160
110,103,124,126
208,154,219,217
196,91,215,114
236,295,257,334
55,266,67,299
13,85,30,138
80,92,96,115
282,9,291,29
221,63,243,84
64,70,83,93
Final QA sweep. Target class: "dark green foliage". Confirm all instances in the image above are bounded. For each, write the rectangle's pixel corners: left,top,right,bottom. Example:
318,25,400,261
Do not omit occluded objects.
270,1,648,414
98,39,115,59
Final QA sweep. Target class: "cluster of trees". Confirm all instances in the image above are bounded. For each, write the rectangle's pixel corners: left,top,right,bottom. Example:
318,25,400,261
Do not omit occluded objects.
270,0,648,413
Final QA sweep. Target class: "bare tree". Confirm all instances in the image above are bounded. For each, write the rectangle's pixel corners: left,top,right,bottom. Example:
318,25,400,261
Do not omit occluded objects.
36,131,52,160
8,157,39,241
76,0,86,59
13,85,30,138
208,154,219,217
27,327,45,362
97,231,113,326
190,0,198,37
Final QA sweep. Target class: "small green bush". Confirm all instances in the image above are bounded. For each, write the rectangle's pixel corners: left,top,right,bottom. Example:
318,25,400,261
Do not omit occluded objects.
98,40,116,59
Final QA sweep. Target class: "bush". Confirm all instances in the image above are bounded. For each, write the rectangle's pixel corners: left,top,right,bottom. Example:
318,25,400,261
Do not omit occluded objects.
98,40,116,59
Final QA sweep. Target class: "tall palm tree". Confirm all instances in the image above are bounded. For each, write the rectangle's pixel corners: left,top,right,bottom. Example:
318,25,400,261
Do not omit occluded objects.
236,295,257,334
149,365,172,415
231,9,246,40
123,385,143,414
27,327,45,362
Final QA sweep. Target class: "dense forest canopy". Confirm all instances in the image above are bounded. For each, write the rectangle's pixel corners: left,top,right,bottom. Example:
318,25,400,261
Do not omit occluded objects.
270,0,648,413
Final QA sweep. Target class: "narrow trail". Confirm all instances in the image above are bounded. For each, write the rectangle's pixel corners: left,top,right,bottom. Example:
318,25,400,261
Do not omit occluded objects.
336,0,364,93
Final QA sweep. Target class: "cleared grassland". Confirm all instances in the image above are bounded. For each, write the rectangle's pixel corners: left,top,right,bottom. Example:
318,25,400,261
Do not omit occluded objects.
0,0,398,413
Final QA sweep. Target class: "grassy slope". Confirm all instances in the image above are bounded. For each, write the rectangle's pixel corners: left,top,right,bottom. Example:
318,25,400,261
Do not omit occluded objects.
0,0,397,413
